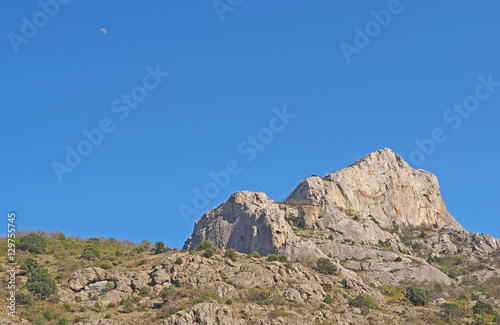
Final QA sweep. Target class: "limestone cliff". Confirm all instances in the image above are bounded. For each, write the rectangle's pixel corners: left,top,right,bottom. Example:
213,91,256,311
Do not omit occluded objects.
183,191,297,255
288,148,463,230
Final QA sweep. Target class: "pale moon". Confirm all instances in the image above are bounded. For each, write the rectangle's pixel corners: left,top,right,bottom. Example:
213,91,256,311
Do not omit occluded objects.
100,28,107,35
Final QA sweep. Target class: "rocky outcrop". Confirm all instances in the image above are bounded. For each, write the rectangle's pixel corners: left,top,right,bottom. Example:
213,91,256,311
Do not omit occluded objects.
181,148,500,288
184,148,466,260
64,267,150,305
183,191,298,255
288,148,463,230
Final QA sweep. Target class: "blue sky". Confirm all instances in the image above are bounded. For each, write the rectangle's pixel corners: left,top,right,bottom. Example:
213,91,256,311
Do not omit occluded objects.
1,1,499,247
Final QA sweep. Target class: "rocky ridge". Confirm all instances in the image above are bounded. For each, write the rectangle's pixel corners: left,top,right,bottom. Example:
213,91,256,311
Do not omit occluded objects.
184,149,498,285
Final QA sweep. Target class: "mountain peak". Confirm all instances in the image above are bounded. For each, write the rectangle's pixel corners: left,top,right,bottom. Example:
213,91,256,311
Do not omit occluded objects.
290,148,462,230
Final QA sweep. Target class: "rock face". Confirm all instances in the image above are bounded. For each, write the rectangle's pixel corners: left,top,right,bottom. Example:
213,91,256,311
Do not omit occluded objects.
182,148,499,287
183,191,297,255
288,148,463,230
184,148,463,256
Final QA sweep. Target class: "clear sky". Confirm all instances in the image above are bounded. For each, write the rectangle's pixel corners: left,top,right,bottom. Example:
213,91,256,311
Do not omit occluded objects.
2,1,499,247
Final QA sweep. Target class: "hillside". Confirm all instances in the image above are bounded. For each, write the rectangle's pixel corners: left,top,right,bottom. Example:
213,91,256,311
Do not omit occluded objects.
1,148,500,324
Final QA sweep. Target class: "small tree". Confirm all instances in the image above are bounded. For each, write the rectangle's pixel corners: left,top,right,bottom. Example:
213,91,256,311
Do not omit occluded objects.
81,244,101,262
314,258,338,275
324,293,334,304
440,303,466,322
56,318,69,325
121,298,134,313
20,257,40,274
26,267,57,299
267,254,280,262
18,233,47,254
196,240,214,251
225,248,237,262
154,241,169,254
87,237,102,247
251,252,261,258
473,299,496,316
349,294,379,313
405,286,429,306
33,317,47,325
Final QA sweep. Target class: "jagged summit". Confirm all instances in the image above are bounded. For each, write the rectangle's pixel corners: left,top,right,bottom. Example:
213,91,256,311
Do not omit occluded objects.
184,148,463,255
182,148,500,289
289,148,463,230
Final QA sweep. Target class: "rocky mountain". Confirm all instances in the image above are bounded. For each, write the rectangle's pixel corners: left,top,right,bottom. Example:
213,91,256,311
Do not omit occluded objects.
183,149,498,283
179,147,500,318
2,148,499,325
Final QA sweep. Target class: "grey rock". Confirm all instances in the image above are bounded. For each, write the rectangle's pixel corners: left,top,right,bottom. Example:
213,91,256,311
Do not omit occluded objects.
288,148,463,230
183,191,296,255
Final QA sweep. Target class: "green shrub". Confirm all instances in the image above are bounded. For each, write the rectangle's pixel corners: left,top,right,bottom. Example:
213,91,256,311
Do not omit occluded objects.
100,263,112,269
62,303,72,311
267,254,280,262
196,240,215,251
349,294,380,313
287,213,298,223
225,248,237,262
43,309,54,320
190,292,212,305
324,293,334,304
175,257,183,265
248,288,270,306
139,286,150,296
251,252,261,258
20,257,39,274
225,299,233,305
18,233,47,254
80,244,101,261
56,318,68,325
87,237,102,247
473,299,496,316
104,313,112,319
92,302,103,312
154,241,170,254
105,281,116,291
202,249,215,258
121,298,135,313
26,267,57,299
33,317,47,325
137,259,146,266
160,285,175,301
440,303,466,322
405,286,429,306
16,291,34,305
314,258,338,275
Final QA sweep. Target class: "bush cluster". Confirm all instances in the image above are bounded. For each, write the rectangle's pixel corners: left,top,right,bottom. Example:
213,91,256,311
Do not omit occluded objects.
266,254,287,262
349,294,380,313
225,248,237,262
26,266,58,299
19,233,47,254
81,244,101,261
405,286,429,306
314,258,338,275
